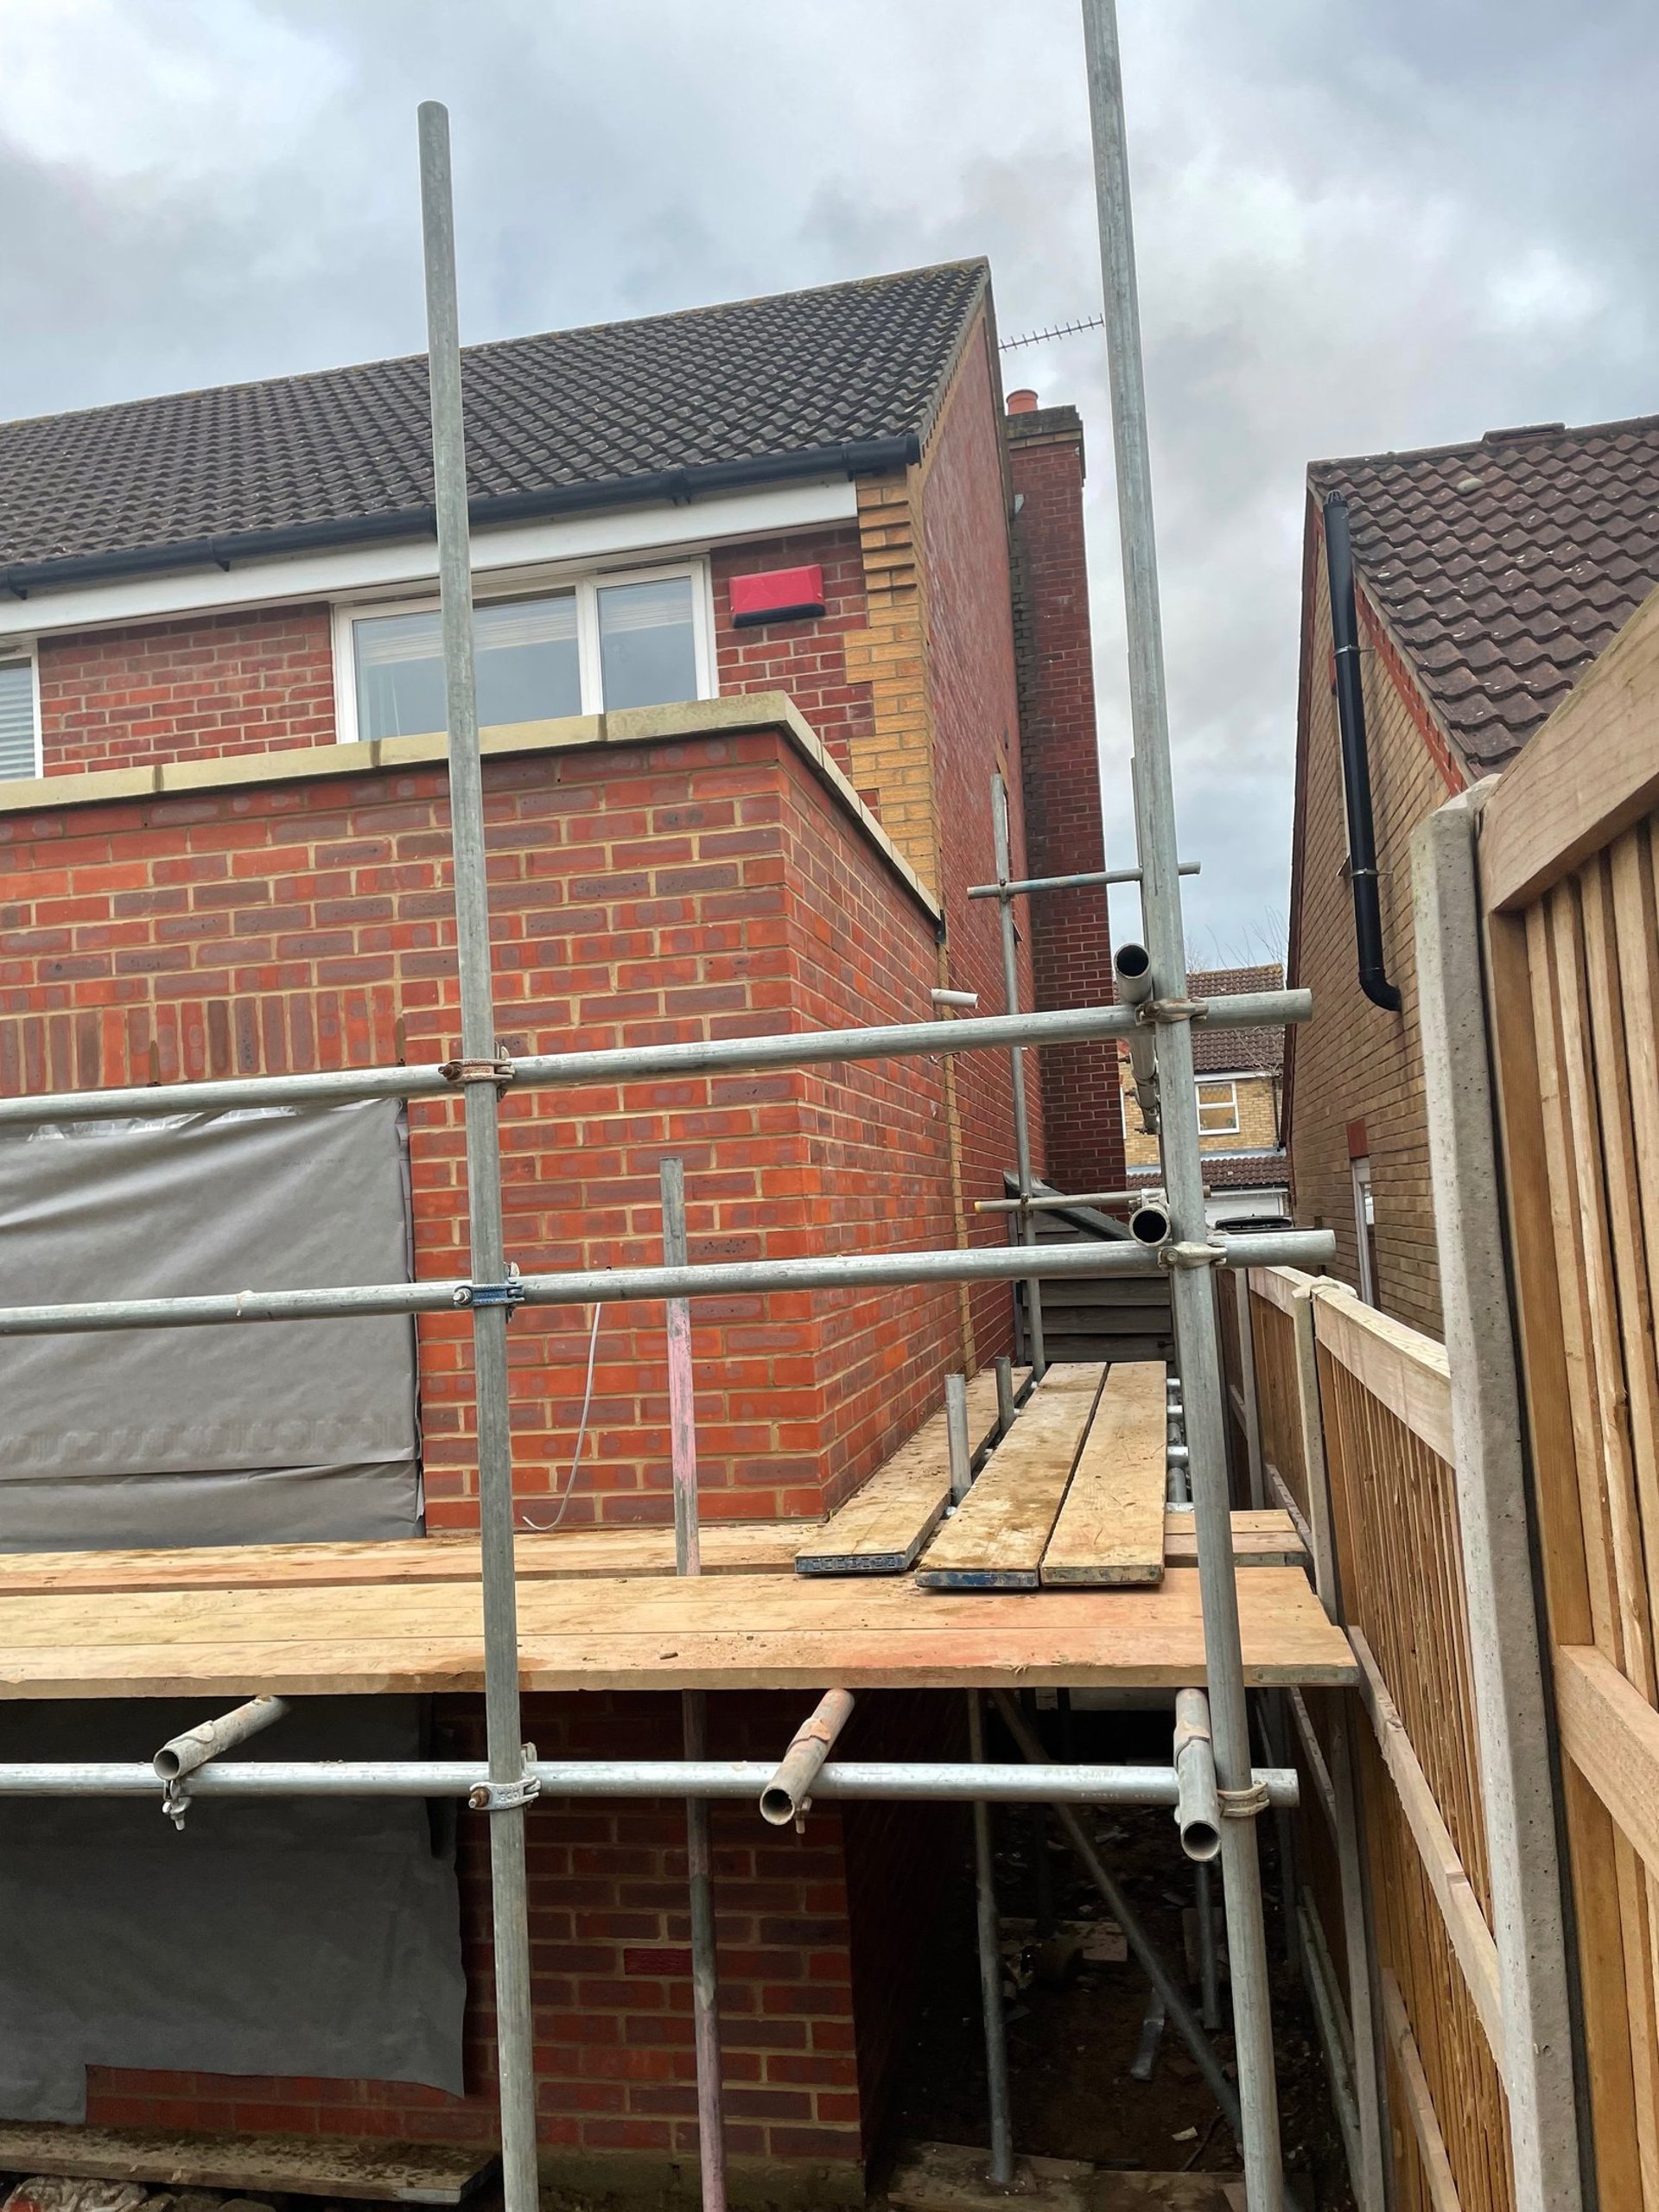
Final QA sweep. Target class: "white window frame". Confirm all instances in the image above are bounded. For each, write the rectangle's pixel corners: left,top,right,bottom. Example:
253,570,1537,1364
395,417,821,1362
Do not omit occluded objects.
331,556,715,747
0,642,43,781
1196,1078,1241,1136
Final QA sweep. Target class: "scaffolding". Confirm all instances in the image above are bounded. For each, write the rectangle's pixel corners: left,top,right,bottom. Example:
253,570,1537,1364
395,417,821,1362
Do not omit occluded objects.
0,13,1340,2210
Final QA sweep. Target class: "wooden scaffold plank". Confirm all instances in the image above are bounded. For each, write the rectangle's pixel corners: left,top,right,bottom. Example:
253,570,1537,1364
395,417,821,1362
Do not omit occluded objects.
1040,1360,1167,1586
794,1370,1013,1576
0,1563,1357,1697
915,1365,1103,1590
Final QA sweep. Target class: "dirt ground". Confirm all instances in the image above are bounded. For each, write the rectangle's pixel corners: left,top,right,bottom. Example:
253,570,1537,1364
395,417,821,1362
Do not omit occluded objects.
874,1704,1356,2211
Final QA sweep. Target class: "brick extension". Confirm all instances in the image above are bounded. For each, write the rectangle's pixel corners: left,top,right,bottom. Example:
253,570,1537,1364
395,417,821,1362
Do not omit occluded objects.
0,703,994,2181
0,305,1113,2183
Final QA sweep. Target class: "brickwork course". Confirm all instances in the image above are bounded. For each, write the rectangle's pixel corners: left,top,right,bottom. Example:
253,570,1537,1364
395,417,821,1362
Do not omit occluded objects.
0,261,1118,2183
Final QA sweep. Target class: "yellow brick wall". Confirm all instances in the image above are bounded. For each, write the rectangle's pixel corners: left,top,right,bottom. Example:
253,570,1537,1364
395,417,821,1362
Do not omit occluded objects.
1120,1066,1280,1165
842,476,940,891
1287,551,1463,1340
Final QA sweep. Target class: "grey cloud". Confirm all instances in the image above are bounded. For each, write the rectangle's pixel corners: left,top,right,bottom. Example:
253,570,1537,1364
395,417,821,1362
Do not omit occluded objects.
1,0,1655,950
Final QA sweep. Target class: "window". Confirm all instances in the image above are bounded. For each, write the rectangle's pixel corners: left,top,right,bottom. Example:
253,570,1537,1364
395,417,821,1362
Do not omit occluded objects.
597,575,698,709
0,656,40,781
1196,1079,1240,1135
337,565,709,745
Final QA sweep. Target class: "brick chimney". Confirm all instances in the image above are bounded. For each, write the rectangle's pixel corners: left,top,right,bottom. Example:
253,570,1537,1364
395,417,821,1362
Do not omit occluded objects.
1004,395,1125,1195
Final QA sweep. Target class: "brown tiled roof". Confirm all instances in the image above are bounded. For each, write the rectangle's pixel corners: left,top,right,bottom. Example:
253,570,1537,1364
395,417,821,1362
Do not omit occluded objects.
1128,1153,1288,1192
1188,963,1284,1075
1311,414,1659,771
0,261,988,584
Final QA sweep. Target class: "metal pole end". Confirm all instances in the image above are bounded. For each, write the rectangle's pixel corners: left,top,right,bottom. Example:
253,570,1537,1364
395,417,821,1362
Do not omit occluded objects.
1128,1204,1170,1246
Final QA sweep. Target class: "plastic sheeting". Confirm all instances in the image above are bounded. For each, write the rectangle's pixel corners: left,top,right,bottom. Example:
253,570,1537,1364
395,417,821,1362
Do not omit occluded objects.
0,1700,466,2120
0,1105,461,2118
0,1103,421,1544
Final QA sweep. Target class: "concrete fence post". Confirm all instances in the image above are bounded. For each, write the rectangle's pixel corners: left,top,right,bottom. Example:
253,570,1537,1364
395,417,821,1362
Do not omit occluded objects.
1411,785,1584,2211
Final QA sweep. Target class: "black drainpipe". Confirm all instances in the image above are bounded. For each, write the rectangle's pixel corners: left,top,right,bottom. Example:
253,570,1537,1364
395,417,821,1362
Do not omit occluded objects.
1322,489,1402,1013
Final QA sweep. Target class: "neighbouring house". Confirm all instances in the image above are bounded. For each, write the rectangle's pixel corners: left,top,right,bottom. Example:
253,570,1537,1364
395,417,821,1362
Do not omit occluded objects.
0,267,1118,2187
1120,963,1289,1231
1287,411,1659,1335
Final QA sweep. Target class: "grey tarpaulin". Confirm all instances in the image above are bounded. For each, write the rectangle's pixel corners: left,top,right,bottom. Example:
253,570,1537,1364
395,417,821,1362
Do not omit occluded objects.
0,1101,422,1544
0,1104,463,2117
0,1700,467,2120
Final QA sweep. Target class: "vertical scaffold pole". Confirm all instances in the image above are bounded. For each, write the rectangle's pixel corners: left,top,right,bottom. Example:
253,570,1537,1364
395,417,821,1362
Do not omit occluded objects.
991,773,1047,1378
416,102,538,2212
661,1160,728,2212
968,1690,1015,2185
1077,10,1285,2204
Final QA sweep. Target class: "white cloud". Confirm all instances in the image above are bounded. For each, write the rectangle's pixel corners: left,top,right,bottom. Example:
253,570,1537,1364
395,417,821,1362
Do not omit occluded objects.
0,0,346,180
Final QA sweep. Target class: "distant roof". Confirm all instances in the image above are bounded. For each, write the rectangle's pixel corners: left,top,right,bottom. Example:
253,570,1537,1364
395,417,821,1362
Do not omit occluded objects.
1190,963,1284,1074
1128,1152,1289,1192
1311,413,1659,771
0,260,989,589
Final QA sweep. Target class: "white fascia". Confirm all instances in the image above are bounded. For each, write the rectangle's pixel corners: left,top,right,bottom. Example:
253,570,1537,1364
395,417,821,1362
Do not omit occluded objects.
0,478,860,645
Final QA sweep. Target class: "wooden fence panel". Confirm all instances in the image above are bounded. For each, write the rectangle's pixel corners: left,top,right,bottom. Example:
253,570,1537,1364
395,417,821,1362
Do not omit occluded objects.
1236,1264,1515,2208
1480,804,1659,2209
1249,1290,1309,1526
1309,1288,1514,2212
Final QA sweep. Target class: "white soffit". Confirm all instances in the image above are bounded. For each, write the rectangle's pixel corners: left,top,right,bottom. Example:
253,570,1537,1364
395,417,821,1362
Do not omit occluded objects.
0,478,860,643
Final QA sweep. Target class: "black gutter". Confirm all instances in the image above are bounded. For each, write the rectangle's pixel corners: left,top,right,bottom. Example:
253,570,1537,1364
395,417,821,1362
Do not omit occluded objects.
1321,490,1402,1014
0,433,921,600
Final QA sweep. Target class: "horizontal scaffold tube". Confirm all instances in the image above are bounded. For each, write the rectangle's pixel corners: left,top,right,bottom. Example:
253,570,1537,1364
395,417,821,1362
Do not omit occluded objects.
0,1759,1302,1803
0,1229,1337,1337
0,993,1312,1128
966,861,1200,899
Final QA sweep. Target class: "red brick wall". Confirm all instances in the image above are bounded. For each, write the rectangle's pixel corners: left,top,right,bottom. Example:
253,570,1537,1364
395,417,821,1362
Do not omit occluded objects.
1005,409,1122,1197
0,726,950,1525
39,607,336,773
2,728,961,2177
915,318,1033,1361
86,1689,901,2177
712,530,875,783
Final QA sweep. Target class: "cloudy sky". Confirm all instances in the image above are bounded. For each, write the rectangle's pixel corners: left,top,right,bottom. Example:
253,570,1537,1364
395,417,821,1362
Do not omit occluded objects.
1,0,1655,956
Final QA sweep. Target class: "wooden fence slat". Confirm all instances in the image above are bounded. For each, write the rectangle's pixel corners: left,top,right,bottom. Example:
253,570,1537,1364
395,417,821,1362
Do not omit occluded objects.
1349,1628,1505,2069
1382,1969,1466,2212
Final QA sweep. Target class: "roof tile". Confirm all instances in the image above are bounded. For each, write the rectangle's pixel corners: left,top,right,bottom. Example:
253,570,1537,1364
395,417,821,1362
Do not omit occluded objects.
0,261,987,572
1312,412,1659,767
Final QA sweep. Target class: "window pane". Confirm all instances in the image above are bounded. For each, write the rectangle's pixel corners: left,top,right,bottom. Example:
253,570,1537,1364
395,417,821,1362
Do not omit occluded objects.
353,594,579,741
597,576,697,709
0,662,37,780
354,609,445,741
475,594,580,725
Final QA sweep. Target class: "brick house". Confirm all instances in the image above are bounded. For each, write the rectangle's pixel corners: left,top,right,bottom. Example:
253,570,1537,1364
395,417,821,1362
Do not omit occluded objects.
1286,413,1659,1335
1120,964,1289,1230
0,266,1118,2188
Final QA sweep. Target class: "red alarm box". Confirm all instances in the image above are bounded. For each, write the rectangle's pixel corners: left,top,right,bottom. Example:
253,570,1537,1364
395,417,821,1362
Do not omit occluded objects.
729,564,826,626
